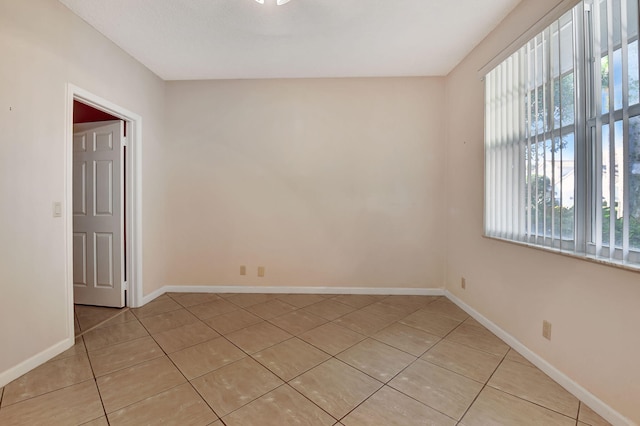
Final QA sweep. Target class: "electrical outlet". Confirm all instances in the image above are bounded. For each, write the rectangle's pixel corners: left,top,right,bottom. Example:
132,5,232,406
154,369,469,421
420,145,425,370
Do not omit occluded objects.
257,266,265,277
461,277,466,289
240,265,246,276
542,320,552,340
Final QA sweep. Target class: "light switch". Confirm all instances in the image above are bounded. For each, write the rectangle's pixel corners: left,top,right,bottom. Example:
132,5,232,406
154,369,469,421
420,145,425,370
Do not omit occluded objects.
53,201,62,218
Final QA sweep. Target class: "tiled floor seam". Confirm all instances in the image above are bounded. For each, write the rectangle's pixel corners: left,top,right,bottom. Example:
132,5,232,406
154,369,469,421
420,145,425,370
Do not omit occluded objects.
87,337,165,382
75,307,131,338
417,353,493,386
0,378,98,410
86,333,153,355
234,348,386,424
484,381,580,421
364,345,464,422
327,381,385,423
368,329,443,358
2,294,606,425
187,377,225,420
454,344,511,424
248,340,352,385
217,316,303,355
381,383,460,423
323,331,460,423
254,383,338,425
102,381,188,418
82,337,110,421
145,336,227,423
294,303,449,362
99,317,222,421
432,313,509,358
247,337,301,380
81,415,109,426
393,320,448,343
199,381,297,423
576,402,583,426
147,320,217,352
134,306,184,319
300,328,368,358
331,349,401,385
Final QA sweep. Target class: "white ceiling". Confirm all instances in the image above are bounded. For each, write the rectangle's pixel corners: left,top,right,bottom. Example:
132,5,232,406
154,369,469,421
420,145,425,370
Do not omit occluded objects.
58,0,521,80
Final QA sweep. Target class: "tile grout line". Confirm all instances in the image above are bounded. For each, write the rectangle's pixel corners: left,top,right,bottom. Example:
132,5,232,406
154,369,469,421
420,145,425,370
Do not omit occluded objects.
330,303,479,423
326,319,464,425
126,296,587,425
185,310,338,424
105,296,387,376
279,381,340,424
83,326,119,424
105,308,200,419
6,293,599,425
87,335,161,376
454,340,512,424
155,304,301,423
280,297,447,375
115,310,225,422
222,382,338,425
424,306,594,422
577,401,582,426
0,295,440,417
75,307,131,339
281,297,453,423
317,357,386,424
484,381,581,422
478,344,583,422
350,332,461,423
176,296,427,424
412,315,500,383
0,378,104,414
0,336,106,415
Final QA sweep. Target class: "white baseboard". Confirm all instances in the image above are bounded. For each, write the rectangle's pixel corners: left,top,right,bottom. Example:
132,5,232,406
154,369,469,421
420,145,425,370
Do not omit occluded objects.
141,285,444,305
445,290,636,426
139,286,168,306
0,337,74,389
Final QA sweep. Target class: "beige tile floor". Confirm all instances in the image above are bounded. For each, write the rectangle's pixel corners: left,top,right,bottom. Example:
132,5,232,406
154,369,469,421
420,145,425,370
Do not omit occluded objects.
0,293,612,426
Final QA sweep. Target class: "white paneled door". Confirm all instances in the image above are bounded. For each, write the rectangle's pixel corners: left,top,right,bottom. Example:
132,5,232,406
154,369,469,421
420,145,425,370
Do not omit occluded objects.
73,121,125,307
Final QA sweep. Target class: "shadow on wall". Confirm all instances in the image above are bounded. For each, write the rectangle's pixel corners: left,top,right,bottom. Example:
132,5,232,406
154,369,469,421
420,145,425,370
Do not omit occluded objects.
73,100,126,136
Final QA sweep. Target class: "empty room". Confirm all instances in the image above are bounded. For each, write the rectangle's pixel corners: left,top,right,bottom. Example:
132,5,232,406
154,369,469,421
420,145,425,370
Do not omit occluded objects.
0,0,639,425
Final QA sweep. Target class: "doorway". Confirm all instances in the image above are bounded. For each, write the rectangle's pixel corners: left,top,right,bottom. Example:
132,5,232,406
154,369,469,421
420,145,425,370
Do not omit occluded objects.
73,108,125,306
65,85,143,338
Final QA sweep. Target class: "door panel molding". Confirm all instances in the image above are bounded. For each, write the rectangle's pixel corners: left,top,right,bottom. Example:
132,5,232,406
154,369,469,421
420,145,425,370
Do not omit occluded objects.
65,84,143,342
74,121,123,306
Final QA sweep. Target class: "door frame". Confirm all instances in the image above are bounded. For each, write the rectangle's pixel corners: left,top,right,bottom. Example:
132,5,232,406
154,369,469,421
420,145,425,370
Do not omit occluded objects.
64,84,144,331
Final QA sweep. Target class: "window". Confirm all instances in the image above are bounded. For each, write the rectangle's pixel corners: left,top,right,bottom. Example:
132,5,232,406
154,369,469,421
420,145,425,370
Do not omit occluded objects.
485,0,640,268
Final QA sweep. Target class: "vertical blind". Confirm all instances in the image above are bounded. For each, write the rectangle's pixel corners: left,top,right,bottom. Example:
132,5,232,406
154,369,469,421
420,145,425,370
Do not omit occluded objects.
588,0,640,264
484,0,640,267
485,8,578,250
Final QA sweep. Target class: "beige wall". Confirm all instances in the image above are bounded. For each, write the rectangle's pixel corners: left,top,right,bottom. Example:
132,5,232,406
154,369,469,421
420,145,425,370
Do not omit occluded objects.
444,0,640,422
2,0,638,422
0,0,165,380
163,78,446,289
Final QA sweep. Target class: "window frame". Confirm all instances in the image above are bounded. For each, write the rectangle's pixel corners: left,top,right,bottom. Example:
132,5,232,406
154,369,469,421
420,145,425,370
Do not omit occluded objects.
484,0,640,271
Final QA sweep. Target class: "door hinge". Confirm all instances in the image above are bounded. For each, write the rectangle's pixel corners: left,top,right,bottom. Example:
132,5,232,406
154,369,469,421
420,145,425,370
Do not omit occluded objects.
122,137,128,147
123,281,129,290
